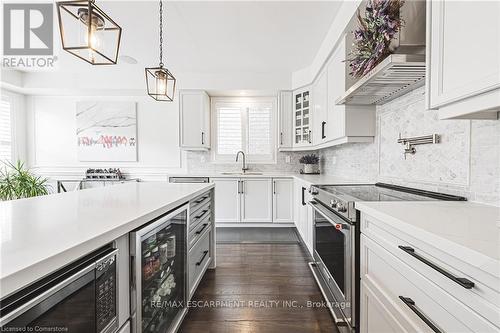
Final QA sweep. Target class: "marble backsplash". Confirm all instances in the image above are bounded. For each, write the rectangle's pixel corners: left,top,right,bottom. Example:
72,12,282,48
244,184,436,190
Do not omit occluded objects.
319,87,500,206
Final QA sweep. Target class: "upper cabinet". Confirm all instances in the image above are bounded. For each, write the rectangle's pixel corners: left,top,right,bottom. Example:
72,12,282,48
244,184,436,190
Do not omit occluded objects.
293,87,313,147
427,1,500,119
312,70,328,145
278,91,293,149
179,90,211,150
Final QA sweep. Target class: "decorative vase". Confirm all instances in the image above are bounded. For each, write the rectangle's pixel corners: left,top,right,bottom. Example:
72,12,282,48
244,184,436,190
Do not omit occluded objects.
303,164,319,174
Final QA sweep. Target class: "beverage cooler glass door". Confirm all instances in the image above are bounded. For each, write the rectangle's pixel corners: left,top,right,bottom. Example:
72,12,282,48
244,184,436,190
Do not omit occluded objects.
130,204,188,333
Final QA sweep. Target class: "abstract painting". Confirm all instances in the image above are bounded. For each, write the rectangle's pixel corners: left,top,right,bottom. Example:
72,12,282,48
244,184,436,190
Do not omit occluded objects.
76,101,137,161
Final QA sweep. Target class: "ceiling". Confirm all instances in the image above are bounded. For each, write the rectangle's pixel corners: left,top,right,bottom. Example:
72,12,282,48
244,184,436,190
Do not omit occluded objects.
53,1,342,74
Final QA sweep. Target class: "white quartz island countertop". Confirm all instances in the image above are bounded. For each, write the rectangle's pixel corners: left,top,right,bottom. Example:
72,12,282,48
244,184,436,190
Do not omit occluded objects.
355,201,500,276
0,182,214,298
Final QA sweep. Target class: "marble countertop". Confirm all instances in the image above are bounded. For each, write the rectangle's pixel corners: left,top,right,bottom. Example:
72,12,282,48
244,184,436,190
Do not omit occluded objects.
356,201,500,268
0,182,214,298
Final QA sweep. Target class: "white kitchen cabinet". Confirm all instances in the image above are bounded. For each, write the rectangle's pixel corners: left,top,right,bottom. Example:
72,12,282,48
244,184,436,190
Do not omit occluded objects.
292,87,313,147
212,178,240,223
241,178,273,223
326,37,375,143
312,70,328,145
272,178,294,223
293,179,313,255
179,90,211,149
427,1,499,119
278,91,293,149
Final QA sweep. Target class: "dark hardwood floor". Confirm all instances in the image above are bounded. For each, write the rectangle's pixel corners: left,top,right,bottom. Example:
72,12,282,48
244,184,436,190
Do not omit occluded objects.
179,243,338,333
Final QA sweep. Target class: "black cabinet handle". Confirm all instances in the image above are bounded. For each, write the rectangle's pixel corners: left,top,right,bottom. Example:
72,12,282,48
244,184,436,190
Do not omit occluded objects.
321,121,326,139
398,246,474,289
201,132,205,145
194,196,208,204
399,296,442,333
195,223,208,235
195,209,208,219
196,250,209,266
280,132,283,145
273,181,276,195
308,130,312,144
301,187,306,206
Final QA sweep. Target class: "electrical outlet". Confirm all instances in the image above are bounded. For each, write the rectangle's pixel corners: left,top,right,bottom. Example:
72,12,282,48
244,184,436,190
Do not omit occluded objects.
285,155,291,164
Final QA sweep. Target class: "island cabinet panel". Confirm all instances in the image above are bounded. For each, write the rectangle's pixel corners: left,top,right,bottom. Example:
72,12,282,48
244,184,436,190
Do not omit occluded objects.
360,213,500,332
188,228,212,298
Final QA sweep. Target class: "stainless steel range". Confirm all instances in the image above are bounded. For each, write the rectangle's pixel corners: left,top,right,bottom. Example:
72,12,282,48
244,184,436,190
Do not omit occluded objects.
307,182,466,333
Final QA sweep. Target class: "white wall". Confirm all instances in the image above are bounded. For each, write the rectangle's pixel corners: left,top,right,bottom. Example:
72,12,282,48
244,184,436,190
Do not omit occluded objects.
319,87,500,206
26,94,183,180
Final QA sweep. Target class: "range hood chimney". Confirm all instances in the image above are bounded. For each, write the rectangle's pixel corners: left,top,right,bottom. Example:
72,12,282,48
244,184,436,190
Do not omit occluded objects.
338,0,427,105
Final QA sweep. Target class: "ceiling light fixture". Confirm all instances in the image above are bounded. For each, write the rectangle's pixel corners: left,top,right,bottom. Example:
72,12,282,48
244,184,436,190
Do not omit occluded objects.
56,0,122,65
145,0,176,102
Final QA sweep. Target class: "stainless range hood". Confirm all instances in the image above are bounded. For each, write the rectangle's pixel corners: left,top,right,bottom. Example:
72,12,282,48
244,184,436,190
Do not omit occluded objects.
337,1,426,106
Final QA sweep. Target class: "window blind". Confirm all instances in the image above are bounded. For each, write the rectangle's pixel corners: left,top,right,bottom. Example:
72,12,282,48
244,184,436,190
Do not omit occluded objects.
0,97,12,163
217,106,243,155
248,105,272,155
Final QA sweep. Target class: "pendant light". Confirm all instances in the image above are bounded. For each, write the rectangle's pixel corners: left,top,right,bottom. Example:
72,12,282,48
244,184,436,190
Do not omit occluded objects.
145,0,176,101
56,0,122,65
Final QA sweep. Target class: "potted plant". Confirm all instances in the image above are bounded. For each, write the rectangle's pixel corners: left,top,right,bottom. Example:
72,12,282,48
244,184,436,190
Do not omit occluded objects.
299,154,320,174
0,160,50,201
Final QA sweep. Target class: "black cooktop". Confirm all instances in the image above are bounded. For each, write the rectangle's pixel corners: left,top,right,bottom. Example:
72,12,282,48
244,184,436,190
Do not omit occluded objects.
316,183,467,202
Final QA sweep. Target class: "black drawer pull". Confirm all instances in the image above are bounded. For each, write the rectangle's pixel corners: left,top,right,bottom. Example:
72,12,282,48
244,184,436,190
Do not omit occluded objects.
301,187,306,206
399,296,442,333
398,246,474,289
195,210,208,219
194,196,208,204
196,250,209,266
195,223,208,235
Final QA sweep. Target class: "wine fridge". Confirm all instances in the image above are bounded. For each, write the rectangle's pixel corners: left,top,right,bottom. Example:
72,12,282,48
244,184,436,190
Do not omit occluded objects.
130,204,188,333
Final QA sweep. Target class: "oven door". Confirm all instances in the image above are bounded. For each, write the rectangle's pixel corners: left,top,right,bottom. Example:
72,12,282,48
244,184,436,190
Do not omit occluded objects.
310,200,355,329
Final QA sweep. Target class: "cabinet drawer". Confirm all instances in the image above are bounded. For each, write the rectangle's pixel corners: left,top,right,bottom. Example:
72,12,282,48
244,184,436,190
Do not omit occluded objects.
188,216,210,250
188,229,211,298
189,202,211,232
361,213,500,327
190,192,211,214
361,234,498,332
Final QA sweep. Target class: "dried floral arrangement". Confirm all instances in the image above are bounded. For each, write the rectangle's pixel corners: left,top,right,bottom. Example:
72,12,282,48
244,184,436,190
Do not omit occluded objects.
299,154,319,165
347,0,405,77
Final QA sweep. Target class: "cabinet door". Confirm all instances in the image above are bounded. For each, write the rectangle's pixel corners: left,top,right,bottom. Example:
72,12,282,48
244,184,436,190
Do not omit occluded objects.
278,91,293,149
293,88,312,147
312,70,328,145
211,178,240,223
327,39,346,140
429,1,500,118
241,179,273,223
272,178,294,223
179,90,209,149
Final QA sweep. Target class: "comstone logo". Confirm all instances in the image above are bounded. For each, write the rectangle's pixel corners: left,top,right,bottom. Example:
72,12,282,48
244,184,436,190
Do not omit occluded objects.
2,3,57,69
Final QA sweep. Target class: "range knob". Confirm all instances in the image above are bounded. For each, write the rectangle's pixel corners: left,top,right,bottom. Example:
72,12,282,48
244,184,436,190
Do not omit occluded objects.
337,203,347,213
330,199,337,208
310,187,319,195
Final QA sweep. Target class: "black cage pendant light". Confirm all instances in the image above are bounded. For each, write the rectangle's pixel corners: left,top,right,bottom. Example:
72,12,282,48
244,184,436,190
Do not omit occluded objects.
145,0,176,101
56,0,122,65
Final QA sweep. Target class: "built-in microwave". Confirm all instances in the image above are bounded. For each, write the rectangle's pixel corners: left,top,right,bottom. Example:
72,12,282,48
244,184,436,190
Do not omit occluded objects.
0,245,119,333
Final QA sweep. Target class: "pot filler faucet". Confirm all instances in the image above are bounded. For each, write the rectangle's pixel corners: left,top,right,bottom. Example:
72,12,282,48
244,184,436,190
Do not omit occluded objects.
235,151,249,173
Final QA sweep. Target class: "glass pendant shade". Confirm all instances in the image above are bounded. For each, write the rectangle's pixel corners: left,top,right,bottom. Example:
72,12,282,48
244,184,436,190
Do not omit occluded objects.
145,66,176,101
56,0,122,65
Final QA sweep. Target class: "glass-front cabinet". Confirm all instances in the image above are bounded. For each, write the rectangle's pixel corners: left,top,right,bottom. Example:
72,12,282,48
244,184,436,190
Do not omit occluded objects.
130,204,188,333
294,87,313,147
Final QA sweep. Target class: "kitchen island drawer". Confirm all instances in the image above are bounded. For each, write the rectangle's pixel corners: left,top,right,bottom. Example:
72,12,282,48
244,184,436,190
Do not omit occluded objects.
189,202,211,232
361,234,498,332
188,215,211,250
190,192,211,214
361,213,500,327
188,228,211,298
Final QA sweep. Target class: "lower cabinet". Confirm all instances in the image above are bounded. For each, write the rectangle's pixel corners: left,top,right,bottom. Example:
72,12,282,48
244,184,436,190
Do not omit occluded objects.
188,228,212,298
212,177,293,224
293,180,313,255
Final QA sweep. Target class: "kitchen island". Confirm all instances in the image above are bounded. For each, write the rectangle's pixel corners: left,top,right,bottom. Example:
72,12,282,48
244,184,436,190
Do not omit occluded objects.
0,181,215,333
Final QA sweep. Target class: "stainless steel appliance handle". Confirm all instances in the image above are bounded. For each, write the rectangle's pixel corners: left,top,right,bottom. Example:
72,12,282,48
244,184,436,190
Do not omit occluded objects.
308,263,348,326
308,201,351,233
0,262,97,326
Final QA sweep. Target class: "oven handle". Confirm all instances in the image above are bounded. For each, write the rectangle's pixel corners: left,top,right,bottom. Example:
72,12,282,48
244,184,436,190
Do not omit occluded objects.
0,261,96,326
308,201,351,234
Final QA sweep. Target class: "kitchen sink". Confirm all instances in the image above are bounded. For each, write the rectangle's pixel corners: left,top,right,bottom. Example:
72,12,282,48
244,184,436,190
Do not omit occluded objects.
220,172,263,175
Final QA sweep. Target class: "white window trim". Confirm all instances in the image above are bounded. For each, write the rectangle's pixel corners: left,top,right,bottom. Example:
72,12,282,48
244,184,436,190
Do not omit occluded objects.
0,91,17,164
210,96,277,164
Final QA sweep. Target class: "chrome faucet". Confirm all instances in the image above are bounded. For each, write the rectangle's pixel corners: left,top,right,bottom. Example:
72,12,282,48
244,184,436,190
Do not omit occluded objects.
235,151,249,173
